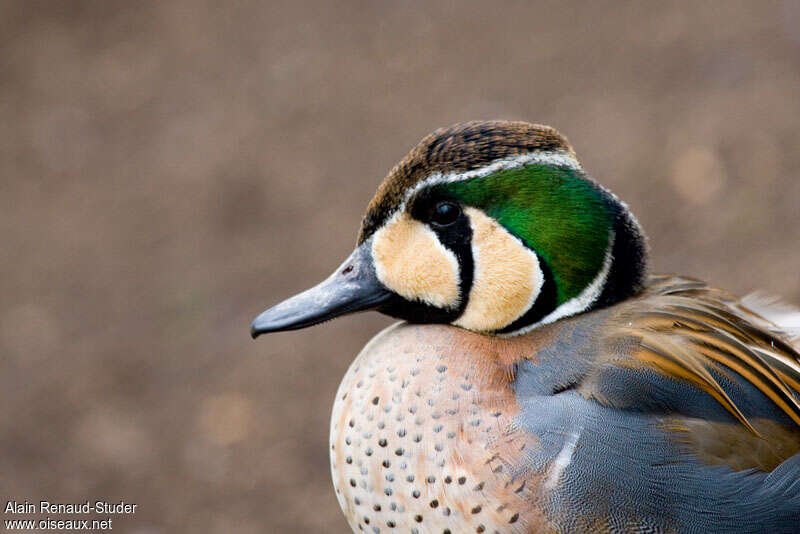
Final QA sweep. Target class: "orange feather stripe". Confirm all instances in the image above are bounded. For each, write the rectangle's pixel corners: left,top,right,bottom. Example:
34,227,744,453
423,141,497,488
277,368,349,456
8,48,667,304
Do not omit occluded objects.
625,338,759,436
620,303,800,434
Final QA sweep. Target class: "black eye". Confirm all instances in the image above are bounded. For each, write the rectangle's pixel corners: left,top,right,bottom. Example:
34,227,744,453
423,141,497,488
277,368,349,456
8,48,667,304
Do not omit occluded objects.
431,201,460,226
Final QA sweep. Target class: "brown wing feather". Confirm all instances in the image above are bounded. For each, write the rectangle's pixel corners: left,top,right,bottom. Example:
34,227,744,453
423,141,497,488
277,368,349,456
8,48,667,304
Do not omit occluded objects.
609,275,800,435
662,416,800,472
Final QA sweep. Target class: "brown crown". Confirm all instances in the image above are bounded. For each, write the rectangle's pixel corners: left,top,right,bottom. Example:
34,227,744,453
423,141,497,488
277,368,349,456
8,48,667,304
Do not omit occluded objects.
358,121,575,243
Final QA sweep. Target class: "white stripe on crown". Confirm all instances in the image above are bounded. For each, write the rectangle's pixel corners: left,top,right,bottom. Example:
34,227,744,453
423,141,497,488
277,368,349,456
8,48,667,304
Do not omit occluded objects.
402,150,582,207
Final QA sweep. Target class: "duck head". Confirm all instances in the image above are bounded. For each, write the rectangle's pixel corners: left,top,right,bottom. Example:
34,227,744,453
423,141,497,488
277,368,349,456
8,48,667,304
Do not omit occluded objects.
251,121,647,338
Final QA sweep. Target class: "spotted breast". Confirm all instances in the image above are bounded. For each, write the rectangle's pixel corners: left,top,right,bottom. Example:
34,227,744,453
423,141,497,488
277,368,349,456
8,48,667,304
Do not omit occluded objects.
330,323,554,534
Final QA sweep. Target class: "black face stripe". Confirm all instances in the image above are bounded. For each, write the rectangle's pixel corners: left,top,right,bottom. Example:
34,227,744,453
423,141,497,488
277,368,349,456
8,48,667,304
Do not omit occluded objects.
376,196,474,324
391,188,559,333
429,213,473,319
495,254,558,334
407,188,474,317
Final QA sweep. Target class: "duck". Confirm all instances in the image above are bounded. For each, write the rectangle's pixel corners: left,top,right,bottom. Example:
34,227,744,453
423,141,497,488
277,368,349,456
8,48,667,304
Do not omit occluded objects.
250,121,800,533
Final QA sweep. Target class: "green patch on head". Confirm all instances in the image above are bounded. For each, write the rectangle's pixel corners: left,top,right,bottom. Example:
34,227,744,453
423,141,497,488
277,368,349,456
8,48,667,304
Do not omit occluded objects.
438,165,613,304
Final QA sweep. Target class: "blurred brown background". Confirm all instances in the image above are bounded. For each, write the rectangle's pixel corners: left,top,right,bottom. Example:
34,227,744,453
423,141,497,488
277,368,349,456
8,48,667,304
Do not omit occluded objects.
1,1,799,532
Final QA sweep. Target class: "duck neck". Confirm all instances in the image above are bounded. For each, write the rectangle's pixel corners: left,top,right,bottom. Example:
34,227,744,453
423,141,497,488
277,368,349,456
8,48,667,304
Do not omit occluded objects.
592,194,648,310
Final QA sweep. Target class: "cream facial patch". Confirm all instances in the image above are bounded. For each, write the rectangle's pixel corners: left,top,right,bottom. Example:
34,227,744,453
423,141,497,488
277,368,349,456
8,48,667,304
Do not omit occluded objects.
371,213,460,308
454,208,543,332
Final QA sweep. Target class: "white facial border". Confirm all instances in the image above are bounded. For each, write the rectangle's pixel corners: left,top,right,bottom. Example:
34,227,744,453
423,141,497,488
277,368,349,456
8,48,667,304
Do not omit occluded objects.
500,231,616,337
404,150,582,206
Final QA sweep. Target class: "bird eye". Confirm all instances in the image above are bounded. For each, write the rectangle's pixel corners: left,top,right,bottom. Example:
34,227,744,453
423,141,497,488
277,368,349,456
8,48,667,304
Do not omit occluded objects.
431,201,460,226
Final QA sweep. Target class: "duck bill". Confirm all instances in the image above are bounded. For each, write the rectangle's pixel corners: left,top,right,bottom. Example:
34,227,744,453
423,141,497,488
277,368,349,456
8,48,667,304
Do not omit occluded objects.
250,243,391,338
